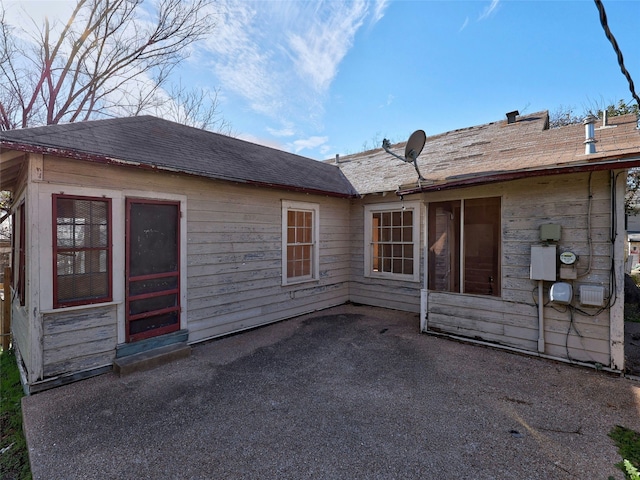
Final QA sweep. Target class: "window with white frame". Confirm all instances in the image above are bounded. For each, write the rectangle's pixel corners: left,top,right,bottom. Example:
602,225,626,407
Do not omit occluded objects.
428,196,501,297
364,202,420,281
282,200,319,284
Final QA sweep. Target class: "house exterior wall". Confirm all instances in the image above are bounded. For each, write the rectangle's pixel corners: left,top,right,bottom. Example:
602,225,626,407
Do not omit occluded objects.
421,171,618,367
350,171,621,367
348,197,424,313
10,155,36,381
8,151,626,386
20,154,350,385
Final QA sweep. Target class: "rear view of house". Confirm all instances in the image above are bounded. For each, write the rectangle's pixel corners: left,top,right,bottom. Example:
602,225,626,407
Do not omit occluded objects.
337,111,639,371
1,111,639,392
0,117,357,392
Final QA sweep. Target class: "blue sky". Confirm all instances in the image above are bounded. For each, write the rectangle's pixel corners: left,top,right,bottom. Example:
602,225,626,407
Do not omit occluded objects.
5,0,640,160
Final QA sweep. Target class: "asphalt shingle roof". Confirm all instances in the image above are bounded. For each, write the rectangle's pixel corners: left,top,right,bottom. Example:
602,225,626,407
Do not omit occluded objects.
0,116,358,197
334,111,640,195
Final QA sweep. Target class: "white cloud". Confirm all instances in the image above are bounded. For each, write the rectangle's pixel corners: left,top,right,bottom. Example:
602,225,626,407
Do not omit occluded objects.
289,135,329,154
371,0,390,25
200,0,382,127
237,132,286,151
479,0,500,20
267,124,296,137
459,16,469,32
287,1,368,93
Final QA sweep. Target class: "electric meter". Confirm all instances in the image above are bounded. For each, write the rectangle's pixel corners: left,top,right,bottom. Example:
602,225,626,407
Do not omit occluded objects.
559,251,577,265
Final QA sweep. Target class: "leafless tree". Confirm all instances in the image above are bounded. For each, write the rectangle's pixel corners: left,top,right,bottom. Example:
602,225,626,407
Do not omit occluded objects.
549,104,582,128
161,83,234,134
0,0,230,132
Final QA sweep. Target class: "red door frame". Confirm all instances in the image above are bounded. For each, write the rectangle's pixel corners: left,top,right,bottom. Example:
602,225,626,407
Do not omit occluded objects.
125,198,181,342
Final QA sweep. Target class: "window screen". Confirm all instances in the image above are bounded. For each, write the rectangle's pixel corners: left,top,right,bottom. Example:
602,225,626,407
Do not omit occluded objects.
428,197,501,297
53,195,111,307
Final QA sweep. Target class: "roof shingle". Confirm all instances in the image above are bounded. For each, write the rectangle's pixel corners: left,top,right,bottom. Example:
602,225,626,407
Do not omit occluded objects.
334,111,640,195
0,116,358,197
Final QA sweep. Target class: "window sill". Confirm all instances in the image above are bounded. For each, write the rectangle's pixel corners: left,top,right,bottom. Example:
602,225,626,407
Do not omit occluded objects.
282,277,319,287
427,290,502,299
41,300,122,314
366,272,420,283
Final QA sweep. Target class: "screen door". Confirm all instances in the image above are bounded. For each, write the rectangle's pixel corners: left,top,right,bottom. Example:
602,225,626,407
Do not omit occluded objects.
126,199,180,342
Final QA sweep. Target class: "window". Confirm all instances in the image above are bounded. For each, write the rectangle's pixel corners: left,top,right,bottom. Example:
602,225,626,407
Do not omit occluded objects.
53,195,112,307
12,203,26,306
428,197,501,296
282,201,319,284
364,202,420,281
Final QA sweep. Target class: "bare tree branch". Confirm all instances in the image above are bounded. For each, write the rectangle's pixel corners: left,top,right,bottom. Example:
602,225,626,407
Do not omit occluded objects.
0,0,231,133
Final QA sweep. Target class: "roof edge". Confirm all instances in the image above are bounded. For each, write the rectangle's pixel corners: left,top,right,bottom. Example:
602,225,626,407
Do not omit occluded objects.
1,141,359,199
396,155,640,196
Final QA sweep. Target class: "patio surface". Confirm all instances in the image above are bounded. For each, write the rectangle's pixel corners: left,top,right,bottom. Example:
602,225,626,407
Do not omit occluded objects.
21,304,640,479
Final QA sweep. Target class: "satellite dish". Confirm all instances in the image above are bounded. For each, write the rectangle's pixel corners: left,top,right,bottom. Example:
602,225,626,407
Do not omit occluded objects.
381,129,427,181
405,130,426,161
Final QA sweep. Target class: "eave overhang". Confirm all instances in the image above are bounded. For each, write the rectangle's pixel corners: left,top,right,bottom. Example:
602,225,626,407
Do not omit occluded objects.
1,141,359,199
396,154,640,196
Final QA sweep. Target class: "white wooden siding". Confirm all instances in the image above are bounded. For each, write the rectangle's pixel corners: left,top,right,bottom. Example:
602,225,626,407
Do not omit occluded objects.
16,154,621,383
42,305,117,377
422,172,614,365
11,305,30,375
41,156,350,356
349,198,422,313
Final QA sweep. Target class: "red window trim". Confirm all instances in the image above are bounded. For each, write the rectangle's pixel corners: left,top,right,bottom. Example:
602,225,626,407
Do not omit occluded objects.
52,194,113,308
18,203,25,306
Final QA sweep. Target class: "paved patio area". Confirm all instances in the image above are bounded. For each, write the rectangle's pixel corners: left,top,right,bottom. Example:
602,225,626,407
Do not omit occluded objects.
22,304,640,479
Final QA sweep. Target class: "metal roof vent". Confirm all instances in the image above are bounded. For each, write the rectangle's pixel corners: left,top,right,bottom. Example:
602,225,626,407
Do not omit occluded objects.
506,110,519,124
583,115,597,154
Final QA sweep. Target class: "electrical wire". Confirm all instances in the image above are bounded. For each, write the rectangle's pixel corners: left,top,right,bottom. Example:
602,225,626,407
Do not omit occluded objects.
593,0,640,108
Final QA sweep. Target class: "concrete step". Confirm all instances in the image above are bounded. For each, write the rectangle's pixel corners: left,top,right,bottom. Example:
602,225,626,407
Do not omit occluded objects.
113,342,191,376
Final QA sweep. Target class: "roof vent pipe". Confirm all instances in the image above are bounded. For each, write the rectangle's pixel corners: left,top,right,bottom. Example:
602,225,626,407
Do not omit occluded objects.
335,154,340,164
506,110,519,124
602,110,608,127
583,115,597,154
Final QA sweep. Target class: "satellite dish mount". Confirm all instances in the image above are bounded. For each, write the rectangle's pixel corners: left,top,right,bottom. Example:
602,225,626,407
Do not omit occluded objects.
382,130,426,181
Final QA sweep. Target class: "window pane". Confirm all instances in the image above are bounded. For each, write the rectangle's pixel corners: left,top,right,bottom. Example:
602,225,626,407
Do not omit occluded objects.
286,208,315,280
428,201,461,292
370,208,415,276
129,203,178,276
130,276,178,296
129,311,179,336
55,196,111,306
464,197,501,296
130,294,178,316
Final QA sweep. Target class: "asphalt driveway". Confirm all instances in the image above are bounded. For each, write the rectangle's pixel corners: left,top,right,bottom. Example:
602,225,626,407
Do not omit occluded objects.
22,304,640,479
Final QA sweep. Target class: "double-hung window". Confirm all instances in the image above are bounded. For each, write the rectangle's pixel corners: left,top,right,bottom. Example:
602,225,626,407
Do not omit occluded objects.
428,196,501,296
53,195,112,308
282,201,319,285
364,202,420,281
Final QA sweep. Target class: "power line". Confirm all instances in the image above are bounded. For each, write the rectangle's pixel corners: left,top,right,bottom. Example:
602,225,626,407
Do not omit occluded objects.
593,0,640,108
